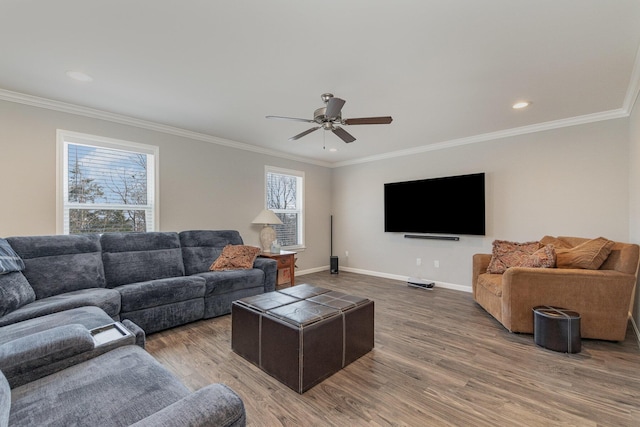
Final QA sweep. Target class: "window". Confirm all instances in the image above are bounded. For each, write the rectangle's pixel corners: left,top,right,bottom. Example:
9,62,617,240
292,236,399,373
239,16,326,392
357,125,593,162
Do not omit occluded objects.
57,130,158,234
265,166,304,249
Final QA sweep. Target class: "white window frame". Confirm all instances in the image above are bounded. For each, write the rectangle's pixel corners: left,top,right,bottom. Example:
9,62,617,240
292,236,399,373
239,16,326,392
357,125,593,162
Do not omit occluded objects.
265,165,305,250
56,129,159,234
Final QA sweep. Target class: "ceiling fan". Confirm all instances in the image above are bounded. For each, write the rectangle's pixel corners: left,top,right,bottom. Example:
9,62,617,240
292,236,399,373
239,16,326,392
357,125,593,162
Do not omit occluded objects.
266,93,392,143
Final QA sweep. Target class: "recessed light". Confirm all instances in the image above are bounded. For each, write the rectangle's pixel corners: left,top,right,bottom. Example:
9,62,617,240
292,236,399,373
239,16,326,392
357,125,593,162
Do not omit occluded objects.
66,71,93,82
512,101,531,109
329,148,337,152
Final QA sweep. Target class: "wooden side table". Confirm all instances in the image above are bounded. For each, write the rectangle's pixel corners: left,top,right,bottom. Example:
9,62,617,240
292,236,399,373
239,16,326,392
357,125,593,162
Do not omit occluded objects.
259,250,296,288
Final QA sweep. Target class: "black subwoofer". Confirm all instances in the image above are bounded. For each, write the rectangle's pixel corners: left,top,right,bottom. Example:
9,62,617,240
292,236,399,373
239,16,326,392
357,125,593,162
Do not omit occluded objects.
330,255,338,274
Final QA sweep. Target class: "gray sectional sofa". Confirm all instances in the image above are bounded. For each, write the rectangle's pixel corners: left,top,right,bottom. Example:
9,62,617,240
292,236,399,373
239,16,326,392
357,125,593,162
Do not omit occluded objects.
1,229,277,333
0,229,274,426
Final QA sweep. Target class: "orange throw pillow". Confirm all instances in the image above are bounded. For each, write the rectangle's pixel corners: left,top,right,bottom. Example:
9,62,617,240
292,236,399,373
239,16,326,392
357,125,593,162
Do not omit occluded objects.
209,245,261,271
554,237,615,270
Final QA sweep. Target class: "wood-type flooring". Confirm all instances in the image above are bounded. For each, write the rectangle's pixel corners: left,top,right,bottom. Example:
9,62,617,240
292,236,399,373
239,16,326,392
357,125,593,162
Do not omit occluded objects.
146,271,640,427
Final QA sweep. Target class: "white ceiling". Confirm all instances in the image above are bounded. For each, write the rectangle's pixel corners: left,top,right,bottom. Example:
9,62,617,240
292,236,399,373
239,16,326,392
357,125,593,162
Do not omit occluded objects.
2,1,640,166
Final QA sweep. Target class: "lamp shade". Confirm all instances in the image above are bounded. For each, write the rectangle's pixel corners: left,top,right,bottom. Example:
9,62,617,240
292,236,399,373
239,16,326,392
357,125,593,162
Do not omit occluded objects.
251,209,283,225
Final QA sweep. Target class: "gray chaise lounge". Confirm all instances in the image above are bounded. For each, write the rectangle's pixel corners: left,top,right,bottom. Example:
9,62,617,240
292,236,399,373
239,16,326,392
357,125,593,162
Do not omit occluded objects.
1,345,246,427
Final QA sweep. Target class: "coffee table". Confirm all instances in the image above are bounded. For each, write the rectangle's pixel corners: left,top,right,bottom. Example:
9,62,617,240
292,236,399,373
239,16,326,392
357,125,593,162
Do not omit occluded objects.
231,284,374,393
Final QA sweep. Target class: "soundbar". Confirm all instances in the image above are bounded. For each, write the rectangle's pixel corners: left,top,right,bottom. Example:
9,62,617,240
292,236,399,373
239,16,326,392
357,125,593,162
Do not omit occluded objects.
404,234,460,241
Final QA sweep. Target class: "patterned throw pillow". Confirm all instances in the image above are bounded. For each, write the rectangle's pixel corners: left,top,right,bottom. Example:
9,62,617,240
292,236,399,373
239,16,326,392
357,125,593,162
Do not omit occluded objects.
209,245,262,271
486,240,555,274
0,238,25,274
519,245,556,269
0,272,36,317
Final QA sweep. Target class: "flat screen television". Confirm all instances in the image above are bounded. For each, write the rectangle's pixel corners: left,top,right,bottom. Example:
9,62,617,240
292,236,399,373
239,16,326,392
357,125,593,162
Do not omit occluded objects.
384,172,485,235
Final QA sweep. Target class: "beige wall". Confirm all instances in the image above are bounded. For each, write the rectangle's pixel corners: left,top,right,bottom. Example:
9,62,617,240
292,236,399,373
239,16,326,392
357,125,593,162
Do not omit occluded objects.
0,99,332,271
1,97,636,300
629,94,640,329
332,118,631,290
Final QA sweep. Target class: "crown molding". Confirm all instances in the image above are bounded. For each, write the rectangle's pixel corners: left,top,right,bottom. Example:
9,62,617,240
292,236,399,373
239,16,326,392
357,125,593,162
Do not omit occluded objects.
0,87,634,170
332,108,629,168
0,88,332,168
623,38,640,114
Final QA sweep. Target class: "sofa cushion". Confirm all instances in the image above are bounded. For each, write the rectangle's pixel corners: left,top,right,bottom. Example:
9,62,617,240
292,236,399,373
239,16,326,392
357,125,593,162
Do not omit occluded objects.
195,269,265,297
7,234,106,299
9,345,192,426
0,272,35,317
0,324,95,381
486,240,542,274
210,245,261,271
115,276,206,312
539,235,572,249
120,299,205,334
0,306,114,346
179,230,244,275
101,232,186,287
477,273,503,297
0,288,121,327
0,238,25,274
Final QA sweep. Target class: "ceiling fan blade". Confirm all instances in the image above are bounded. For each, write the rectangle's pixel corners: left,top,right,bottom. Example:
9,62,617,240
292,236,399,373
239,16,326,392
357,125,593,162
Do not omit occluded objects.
266,115,315,123
325,97,346,118
344,116,393,125
332,126,356,143
289,126,321,141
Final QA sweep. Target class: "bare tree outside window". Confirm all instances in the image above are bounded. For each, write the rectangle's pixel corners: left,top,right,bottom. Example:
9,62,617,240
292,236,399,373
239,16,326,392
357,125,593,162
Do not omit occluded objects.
266,169,303,247
63,137,155,234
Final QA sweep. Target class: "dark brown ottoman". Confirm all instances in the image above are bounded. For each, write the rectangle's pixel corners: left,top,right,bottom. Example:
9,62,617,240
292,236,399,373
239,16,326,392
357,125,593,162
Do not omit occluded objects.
262,299,344,393
307,290,375,366
231,291,299,364
231,284,374,393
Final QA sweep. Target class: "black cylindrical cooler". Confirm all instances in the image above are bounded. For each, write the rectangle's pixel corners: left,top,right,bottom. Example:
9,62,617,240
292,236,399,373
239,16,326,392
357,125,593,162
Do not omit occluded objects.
533,306,581,353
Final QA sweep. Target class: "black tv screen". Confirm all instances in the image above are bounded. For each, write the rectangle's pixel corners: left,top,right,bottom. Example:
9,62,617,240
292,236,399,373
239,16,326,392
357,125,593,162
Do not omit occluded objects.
384,173,485,235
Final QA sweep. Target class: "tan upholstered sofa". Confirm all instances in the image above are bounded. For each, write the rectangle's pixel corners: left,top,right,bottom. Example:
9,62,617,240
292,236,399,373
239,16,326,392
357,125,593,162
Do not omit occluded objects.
472,236,640,341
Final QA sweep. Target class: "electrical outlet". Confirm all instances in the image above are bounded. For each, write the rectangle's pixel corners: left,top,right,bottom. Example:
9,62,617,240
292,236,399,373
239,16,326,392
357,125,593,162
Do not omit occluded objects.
416,258,422,266
434,260,440,268
345,250,349,257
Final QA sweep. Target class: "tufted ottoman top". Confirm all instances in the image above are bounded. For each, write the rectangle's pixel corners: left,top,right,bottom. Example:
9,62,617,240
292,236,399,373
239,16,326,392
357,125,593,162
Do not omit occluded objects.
267,300,340,327
307,290,369,311
235,291,299,312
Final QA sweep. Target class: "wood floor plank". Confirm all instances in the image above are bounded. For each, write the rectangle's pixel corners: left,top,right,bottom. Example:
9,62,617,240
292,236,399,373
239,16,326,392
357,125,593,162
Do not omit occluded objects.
145,271,640,426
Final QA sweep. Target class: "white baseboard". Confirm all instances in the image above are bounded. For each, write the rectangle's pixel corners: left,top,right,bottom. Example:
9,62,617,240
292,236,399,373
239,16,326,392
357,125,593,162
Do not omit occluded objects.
297,265,472,293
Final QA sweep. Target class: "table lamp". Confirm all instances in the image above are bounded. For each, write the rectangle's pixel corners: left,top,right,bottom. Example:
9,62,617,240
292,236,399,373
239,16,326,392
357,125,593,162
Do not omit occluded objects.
251,209,283,251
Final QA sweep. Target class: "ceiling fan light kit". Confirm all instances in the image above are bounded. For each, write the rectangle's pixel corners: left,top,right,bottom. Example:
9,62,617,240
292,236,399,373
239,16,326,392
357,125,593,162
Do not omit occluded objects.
266,93,392,143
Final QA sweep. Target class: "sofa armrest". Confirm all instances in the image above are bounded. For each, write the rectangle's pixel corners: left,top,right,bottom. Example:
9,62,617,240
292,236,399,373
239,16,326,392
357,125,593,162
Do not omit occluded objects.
472,254,492,297
121,319,146,348
501,267,636,339
252,257,277,293
130,383,246,427
0,324,94,373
